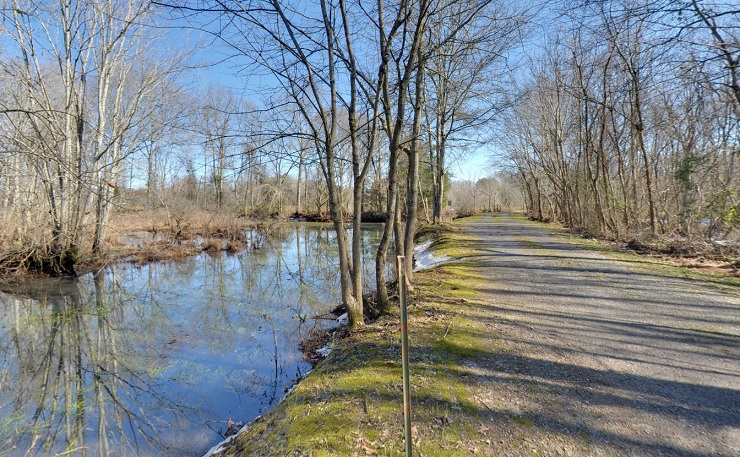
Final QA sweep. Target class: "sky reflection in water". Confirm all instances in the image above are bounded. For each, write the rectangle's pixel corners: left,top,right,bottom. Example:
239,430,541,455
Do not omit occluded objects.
0,224,383,457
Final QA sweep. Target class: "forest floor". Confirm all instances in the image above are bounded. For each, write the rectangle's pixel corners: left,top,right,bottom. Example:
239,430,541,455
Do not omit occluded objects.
209,213,740,457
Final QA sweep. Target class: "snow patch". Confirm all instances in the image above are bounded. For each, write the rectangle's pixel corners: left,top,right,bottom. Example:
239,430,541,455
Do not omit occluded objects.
201,382,303,456
337,312,349,325
316,345,333,358
413,240,451,272
201,421,252,457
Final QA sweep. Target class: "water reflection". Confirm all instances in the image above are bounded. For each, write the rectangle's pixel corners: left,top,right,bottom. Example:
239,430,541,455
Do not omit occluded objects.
0,224,383,457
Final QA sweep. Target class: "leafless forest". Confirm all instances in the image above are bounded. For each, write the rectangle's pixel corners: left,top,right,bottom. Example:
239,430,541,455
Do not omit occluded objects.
1,1,738,321
506,1,739,253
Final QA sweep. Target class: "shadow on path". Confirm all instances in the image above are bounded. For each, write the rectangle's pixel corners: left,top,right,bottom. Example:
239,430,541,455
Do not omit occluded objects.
457,214,740,456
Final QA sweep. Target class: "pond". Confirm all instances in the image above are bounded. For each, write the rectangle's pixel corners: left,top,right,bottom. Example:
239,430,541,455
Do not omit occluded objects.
0,223,384,457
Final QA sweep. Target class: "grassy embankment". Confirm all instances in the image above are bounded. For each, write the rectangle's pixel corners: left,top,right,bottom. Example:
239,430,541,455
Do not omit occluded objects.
214,216,497,456
212,212,739,457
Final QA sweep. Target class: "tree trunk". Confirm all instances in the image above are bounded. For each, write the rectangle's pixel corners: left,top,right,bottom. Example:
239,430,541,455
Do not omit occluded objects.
375,0,429,313
403,46,425,283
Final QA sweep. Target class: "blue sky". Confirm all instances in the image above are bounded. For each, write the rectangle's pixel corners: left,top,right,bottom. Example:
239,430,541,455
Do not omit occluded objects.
168,5,496,184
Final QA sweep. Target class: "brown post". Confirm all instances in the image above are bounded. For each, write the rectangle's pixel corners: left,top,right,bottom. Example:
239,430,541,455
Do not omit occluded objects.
397,255,412,456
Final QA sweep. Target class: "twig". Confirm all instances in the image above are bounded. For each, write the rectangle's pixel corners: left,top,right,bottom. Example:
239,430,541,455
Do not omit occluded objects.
443,321,452,339
478,398,496,412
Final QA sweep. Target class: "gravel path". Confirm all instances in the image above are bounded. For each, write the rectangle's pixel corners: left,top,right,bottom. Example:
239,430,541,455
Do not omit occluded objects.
466,214,740,457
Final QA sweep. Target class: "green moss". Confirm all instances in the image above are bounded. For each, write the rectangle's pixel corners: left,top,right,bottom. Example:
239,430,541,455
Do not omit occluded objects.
441,280,476,298
415,222,459,242
219,216,570,456
513,416,535,427
427,225,479,259
216,213,737,456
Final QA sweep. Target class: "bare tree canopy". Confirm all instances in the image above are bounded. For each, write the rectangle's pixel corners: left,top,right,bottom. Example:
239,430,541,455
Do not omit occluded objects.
501,0,739,250
0,0,192,274
1,0,734,280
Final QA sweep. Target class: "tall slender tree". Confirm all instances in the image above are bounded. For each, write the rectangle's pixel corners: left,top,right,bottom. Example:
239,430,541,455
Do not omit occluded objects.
0,0,188,272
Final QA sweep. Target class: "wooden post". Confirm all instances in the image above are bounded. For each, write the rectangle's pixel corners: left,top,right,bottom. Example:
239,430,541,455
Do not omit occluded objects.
397,255,412,456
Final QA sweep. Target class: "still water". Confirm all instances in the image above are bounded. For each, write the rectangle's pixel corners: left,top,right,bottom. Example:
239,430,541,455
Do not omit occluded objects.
0,224,383,457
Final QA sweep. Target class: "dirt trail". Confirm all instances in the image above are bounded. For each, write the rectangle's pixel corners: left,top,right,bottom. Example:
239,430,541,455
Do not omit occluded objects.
465,214,740,457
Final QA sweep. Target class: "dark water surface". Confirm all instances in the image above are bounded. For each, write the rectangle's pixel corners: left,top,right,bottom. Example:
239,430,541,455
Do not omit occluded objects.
0,224,383,456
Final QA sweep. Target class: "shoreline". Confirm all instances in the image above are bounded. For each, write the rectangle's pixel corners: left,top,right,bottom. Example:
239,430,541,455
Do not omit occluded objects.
200,238,452,456
1,208,736,284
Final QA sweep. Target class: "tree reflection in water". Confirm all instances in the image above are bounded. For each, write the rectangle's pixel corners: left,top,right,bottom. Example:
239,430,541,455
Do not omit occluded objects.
0,273,192,457
0,224,382,457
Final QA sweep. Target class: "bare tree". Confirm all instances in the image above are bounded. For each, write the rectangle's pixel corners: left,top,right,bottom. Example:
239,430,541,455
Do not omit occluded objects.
425,0,528,225
0,0,190,272
371,0,432,310
167,0,381,327
502,0,739,249
198,86,246,209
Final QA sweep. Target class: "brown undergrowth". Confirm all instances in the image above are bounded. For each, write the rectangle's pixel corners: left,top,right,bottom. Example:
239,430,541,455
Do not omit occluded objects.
0,206,270,281
520,213,740,278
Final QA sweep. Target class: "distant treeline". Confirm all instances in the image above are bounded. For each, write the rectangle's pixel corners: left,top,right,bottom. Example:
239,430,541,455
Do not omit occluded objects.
502,1,739,253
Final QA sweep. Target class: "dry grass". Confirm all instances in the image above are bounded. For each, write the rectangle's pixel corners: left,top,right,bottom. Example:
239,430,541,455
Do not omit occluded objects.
0,197,278,280
108,206,257,240
513,212,740,278
91,206,264,266
127,242,205,265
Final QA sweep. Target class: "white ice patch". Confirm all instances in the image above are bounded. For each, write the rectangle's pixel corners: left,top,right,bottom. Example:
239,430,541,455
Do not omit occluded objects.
201,422,252,457
316,345,333,358
201,382,304,456
413,240,451,272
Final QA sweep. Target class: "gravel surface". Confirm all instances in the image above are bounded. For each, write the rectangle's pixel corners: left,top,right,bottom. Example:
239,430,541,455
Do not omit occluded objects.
466,214,740,457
